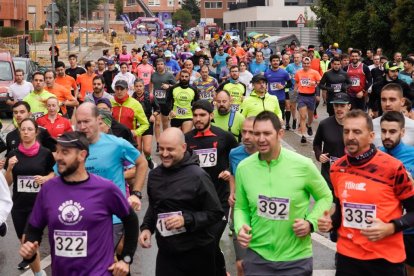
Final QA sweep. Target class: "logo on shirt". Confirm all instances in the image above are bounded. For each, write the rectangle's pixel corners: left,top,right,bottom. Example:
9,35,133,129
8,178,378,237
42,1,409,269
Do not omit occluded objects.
344,181,366,191
58,200,85,225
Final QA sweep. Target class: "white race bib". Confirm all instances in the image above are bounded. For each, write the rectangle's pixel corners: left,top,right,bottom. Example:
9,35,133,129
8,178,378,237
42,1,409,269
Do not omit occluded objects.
193,148,217,167
257,195,290,220
156,211,186,237
270,82,281,91
176,107,188,115
17,176,40,193
300,78,310,87
331,84,342,93
342,202,376,229
54,230,87,257
230,104,240,112
154,90,166,99
199,91,213,100
350,77,361,87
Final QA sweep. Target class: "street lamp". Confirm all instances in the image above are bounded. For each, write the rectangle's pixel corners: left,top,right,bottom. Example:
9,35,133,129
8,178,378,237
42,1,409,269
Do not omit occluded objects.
67,0,70,51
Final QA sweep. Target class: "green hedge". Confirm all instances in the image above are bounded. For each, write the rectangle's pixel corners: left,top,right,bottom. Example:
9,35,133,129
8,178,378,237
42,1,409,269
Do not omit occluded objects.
0,27,18,37
29,30,44,43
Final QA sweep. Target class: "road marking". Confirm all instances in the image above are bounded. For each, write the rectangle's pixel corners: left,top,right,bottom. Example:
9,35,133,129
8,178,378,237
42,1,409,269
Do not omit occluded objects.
21,255,51,276
311,232,337,251
313,270,336,276
281,139,296,152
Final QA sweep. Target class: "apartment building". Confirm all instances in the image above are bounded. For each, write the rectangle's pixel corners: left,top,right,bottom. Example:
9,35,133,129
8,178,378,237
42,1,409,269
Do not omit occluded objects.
0,0,28,30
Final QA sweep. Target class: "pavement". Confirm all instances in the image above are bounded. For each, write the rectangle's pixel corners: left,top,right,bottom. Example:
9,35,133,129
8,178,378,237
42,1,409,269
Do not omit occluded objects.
0,36,337,275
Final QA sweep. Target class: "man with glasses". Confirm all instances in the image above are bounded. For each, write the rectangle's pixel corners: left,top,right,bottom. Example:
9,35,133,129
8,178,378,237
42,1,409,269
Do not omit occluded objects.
213,46,229,80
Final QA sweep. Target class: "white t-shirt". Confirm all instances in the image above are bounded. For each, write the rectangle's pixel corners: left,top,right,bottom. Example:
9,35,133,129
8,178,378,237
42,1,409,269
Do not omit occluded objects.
8,81,34,101
373,115,414,147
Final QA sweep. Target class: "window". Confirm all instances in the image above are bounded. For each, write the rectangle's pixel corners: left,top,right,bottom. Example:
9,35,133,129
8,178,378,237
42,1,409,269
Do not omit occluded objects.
205,2,223,9
227,2,235,9
0,62,13,82
148,0,160,6
284,0,298,5
126,0,136,6
168,0,174,6
44,6,48,15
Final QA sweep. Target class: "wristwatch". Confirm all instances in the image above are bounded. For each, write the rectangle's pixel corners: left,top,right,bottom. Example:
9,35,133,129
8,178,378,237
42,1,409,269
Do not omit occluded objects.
131,190,142,199
122,255,132,264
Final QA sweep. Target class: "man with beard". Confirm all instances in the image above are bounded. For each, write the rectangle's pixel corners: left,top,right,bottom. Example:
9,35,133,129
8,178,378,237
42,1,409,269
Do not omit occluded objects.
185,100,239,276
379,111,414,276
139,128,224,276
318,110,414,276
344,50,372,110
20,131,138,276
84,76,114,104
212,90,245,142
369,61,411,117
319,57,351,116
194,65,219,103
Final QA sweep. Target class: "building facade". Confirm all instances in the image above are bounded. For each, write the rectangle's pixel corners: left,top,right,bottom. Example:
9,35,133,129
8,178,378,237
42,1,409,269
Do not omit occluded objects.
0,0,28,30
199,0,237,27
27,0,52,30
123,0,182,24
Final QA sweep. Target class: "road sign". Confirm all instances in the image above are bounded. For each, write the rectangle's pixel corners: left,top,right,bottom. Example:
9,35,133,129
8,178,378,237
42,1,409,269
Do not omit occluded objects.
296,14,306,26
46,3,59,24
297,23,305,28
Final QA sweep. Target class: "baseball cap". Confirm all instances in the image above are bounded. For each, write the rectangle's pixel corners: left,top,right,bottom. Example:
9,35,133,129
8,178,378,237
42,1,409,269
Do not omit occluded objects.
164,50,173,57
251,74,267,83
333,42,339,48
191,99,214,113
107,60,115,65
114,80,128,89
385,61,401,71
96,98,112,109
56,131,89,153
195,47,201,52
330,92,350,104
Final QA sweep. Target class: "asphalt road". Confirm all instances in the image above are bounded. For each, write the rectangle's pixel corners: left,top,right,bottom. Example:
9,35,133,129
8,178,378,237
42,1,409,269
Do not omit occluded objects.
0,36,337,276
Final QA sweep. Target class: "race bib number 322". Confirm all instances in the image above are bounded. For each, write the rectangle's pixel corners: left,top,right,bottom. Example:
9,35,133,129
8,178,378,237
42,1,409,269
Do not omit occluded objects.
54,230,87,257
343,202,376,229
257,195,290,220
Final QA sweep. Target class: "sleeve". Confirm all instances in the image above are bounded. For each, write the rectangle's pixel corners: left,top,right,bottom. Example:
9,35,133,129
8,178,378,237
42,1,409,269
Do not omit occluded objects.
273,97,283,119
63,87,75,100
39,128,57,152
111,74,119,91
121,138,141,164
0,173,12,223
28,188,48,229
393,163,414,201
165,85,175,112
369,83,380,111
133,102,150,136
182,172,224,232
234,164,251,234
313,123,324,161
318,73,333,92
71,78,77,90
363,65,372,90
140,200,157,233
45,150,56,173
119,207,139,261
64,119,73,133
104,182,131,220
304,159,333,231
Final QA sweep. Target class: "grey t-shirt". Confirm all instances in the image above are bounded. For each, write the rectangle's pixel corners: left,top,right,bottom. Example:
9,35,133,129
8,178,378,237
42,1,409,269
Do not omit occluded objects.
150,71,176,104
373,115,414,147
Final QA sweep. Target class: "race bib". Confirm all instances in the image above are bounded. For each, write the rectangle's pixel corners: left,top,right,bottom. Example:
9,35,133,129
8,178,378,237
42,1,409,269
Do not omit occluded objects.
350,77,361,87
176,107,188,116
156,211,186,237
17,176,39,193
143,72,149,78
54,230,87,257
199,91,213,100
231,104,240,112
257,195,290,220
270,82,281,91
300,78,310,87
331,84,342,93
193,148,217,167
32,112,44,120
342,202,376,229
329,156,339,166
154,90,166,99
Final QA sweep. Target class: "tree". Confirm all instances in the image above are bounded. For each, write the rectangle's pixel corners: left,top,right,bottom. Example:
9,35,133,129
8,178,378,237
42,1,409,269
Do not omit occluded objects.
115,0,123,19
391,0,414,54
172,9,192,30
181,0,200,23
55,0,103,28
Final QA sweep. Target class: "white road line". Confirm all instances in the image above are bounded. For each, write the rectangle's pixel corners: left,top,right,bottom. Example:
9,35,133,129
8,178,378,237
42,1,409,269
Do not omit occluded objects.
281,139,296,152
313,270,336,276
20,255,52,276
311,232,337,251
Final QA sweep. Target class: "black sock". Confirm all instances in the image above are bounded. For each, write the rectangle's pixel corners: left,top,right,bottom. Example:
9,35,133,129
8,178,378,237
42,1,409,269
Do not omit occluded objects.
285,111,291,125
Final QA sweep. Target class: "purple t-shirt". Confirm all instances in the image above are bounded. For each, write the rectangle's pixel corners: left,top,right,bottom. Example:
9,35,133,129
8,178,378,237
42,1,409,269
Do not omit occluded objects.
29,174,130,276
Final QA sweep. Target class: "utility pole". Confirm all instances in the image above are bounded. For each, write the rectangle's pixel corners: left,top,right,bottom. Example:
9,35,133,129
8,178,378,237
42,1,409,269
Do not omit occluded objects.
67,0,70,51
86,0,89,47
104,0,109,33
78,0,81,51
51,2,56,69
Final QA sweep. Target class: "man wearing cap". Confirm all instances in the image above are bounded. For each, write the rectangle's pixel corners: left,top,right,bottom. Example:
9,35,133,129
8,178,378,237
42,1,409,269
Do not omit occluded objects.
313,93,350,192
191,47,209,69
103,59,119,95
20,131,139,276
84,75,114,104
164,51,181,76
369,61,411,117
111,80,149,139
185,100,239,276
240,74,283,120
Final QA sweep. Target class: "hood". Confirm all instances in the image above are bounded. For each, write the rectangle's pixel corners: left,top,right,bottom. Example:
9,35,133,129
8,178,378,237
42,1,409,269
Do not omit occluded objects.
162,152,200,170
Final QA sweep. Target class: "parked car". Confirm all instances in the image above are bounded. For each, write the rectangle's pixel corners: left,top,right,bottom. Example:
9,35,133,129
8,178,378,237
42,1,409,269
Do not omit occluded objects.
0,51,15,115
13,57,38,82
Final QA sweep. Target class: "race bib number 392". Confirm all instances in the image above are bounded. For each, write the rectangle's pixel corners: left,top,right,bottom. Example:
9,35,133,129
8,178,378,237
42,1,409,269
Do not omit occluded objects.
17,176,39,193
257,195,290,220
54,230,87,257
343,202,376,229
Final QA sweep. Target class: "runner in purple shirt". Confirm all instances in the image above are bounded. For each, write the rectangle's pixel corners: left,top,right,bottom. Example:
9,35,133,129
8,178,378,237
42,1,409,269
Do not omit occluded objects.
19,131,138,276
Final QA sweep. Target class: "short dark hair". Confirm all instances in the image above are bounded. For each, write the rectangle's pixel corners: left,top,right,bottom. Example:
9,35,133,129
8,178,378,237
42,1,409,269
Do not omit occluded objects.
404,97,412,112
254,111,282,132
68,54,78,60
381,83,403,98
270,54,280,62
332,57,341,63
55,61,65,69
343,109,373,131
230,65,239,71
350,49,361,56
19,117,38,131
44,69,56,78
15,69,25,74
32,71,44,80
381,111,405,128
340,53,349,60
192,99,214,113
225,56,232,62
85,60,94,69
156,58,164,65
119,62,128,67
92,75,104,84
12,101,31,112
404,57,414,66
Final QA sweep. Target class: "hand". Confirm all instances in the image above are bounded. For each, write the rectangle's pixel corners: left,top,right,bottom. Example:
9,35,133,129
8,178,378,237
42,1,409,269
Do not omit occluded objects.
237,224,252,248
34,175,46,186
368,109,374,118
139,229,152,248
228,192,235,207
0,158,5,170
356,91,364,98
317,210,333,233
293,219,311,237
161,83,169,90
131,130,137,138
319,153,330,164
19,241,39,260
169,111,176,119
360,218,395,242
164,215,185,230
127,195,141,211
316,96,320,102
276,83,284,90
7,156,18,170
218,170,231,181
108,260,129,276
149,115,155,123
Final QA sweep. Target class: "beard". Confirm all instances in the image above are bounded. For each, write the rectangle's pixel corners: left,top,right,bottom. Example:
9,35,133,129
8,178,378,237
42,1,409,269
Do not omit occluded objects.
382,138,400,149
218,106,229,115
180,80,189,86
59,160,80,177
194,120,210,131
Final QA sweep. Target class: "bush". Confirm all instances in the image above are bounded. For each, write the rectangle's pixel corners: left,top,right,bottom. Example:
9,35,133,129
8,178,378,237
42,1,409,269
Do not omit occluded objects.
29,30,44,43
0,27,18,37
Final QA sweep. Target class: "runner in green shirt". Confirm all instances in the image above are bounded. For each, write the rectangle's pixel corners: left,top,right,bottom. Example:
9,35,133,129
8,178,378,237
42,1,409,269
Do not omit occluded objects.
235,111,332,275
23,72,55,120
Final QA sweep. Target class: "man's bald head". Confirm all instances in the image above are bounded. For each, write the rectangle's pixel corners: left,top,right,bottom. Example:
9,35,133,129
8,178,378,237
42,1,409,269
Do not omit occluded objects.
158,128,187,168
75,102,101,143
77,102,100,118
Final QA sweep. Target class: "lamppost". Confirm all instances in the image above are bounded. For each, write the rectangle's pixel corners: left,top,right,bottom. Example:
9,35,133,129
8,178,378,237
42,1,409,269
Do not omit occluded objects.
28,7,36,62
67,0,70,51
86,0,89,47
78,0,81,51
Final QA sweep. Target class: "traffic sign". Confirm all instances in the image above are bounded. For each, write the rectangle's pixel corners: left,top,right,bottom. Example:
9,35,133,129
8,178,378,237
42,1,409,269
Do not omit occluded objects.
46,3,59,24
296,14,306,26
297,23,305,28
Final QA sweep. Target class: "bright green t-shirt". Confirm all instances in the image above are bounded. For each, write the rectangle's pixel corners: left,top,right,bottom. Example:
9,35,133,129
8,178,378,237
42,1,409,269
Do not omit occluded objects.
172,86,197,119
212,110,245,141
23,90,55,119
235,148,332,262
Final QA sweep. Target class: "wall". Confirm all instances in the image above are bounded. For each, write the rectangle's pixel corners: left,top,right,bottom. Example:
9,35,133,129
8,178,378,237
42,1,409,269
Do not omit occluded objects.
245,26,320,47
27,0,52,30
0,0,28,30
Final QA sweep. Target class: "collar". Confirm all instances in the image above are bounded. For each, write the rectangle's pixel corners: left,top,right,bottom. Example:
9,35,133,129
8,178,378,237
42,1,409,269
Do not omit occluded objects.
193,127,216,138
346,144,377,166
382,141,405,155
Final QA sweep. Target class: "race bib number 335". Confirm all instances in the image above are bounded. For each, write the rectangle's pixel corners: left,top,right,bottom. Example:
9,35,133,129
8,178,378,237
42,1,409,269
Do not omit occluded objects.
54,230,87,257
257,195,290,220
343,202,376,229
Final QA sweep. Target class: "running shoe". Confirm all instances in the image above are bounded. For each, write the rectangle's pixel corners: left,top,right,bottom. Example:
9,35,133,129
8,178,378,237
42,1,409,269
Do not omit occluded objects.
292,119,297,129
307,125,313,136
0,222,6,237
147,158,155,170
156,143,159,153
301,136,307,144
17,259,30,270
285,124,290,131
